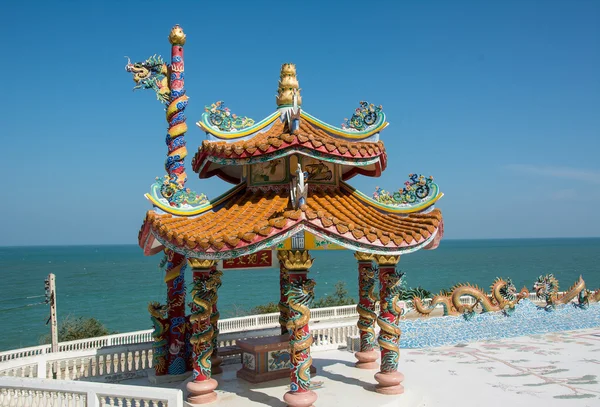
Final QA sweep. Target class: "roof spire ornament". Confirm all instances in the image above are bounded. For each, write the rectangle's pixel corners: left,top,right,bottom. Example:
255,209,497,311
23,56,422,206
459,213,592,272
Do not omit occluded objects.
290,163,308,209
276,63,302,107
277,64,302,133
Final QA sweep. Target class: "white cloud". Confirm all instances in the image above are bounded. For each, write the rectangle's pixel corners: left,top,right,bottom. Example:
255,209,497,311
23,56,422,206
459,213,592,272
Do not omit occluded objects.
505,164,600,185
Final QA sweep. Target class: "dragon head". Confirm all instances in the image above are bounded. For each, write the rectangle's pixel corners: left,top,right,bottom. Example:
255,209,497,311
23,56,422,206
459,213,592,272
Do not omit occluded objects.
125,55,170,103
532,274,559,300
148,301,168,319
207,269,223,291
498,278,518,301
285,279,316,307
382,270,405,295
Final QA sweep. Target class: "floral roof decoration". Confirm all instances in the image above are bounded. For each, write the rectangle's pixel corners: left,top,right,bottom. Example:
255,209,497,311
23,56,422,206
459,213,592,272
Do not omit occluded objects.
373,174,437,206
341,101,384,131
204,101,255,132
145,175,209,214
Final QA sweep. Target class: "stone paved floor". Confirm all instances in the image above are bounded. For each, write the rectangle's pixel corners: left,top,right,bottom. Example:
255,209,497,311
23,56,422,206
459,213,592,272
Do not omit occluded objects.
126,328,600,406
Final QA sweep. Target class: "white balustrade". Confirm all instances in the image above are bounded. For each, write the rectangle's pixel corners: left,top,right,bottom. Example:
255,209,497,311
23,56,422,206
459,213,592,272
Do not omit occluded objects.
0,377,182,407
0,292,556,366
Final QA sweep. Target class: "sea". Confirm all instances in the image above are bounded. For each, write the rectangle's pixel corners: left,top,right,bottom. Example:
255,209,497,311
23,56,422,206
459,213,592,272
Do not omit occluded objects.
1,238,599,352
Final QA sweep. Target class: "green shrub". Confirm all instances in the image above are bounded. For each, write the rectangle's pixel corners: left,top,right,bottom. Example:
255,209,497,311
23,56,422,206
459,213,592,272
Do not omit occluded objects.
250,302,280,314
313,281,355,308
41,316,114,344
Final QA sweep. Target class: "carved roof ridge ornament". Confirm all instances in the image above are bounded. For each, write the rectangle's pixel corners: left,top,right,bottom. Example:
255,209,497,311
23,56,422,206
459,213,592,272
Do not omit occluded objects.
290,163,308,209
342,101,384,132
204,101,255,132
372,174,439,207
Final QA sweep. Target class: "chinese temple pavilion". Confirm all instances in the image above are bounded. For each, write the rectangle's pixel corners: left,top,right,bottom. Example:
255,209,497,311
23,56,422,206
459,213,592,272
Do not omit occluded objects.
126,25,444,407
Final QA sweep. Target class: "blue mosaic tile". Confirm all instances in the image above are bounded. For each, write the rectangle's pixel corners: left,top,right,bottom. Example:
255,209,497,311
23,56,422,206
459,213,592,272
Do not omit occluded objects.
400,300,600,348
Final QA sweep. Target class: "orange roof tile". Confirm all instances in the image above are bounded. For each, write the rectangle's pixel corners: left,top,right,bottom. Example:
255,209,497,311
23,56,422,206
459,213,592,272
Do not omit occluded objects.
139,186,443,257
192,119,387,173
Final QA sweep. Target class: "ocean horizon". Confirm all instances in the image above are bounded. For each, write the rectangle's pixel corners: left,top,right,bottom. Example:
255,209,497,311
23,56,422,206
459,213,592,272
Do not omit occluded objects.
1,237,599,352
3,236,600,248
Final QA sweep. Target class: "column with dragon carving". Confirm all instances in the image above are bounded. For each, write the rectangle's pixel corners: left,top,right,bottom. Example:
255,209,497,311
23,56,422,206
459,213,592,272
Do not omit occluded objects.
162,249,188,375
148,301,169,375
209,267,224,375
280,250,318,407
278,253,291,335
354,252,378,369
187,259,220,404
373,255,404,395
163,25,189,196
124,25,198,379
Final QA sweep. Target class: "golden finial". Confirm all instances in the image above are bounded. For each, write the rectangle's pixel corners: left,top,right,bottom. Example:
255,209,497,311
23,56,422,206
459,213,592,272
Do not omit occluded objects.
276,63,302,107
169,25,186,46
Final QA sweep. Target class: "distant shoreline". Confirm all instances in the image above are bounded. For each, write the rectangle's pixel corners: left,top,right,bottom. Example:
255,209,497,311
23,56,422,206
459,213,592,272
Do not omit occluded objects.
2,236,600,249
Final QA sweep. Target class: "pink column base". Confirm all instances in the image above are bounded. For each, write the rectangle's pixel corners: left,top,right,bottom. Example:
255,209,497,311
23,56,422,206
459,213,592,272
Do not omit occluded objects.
374,371,405,395
186,378,218,404
355,350,379,369
283,390,317,407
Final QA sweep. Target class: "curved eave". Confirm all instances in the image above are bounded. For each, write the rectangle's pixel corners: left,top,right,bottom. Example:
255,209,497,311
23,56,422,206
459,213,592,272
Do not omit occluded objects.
301,110,388,139
340,181,443,214
197,111,281,140
142,221,440,259
144,183,245,216
138,186,443,258
195,145,383,169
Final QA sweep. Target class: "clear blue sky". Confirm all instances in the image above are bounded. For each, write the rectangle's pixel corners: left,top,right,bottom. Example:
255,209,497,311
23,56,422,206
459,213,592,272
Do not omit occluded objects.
0,0,598,246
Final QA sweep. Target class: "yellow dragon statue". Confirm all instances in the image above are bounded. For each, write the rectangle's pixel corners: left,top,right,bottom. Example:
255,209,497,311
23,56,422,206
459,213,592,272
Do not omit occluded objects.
413,277,530,318
532,274,593,309
189,270,222,379
285,279,316,392
356,265,378,352
377,269,404,372
148,301,169,374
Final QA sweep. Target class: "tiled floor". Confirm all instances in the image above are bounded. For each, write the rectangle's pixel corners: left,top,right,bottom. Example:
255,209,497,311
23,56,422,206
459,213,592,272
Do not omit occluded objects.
126,327,600,406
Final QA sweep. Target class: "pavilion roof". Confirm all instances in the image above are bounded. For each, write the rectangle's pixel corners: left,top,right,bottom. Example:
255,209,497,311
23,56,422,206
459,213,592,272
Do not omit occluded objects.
138,185,443,259
192,119,387,183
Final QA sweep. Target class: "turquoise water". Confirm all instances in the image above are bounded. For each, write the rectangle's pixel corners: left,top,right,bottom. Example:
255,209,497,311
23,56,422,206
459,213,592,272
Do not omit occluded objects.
1,238,599,351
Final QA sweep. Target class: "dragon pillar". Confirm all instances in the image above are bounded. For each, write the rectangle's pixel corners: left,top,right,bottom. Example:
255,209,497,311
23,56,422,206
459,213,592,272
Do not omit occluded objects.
278,253,291,335
373,255,404,395
187,259,220,404
209,267,224,375
280,250,318,407
162,249,188,375
163,25,189,196
148,302,169,375
354,252,378,369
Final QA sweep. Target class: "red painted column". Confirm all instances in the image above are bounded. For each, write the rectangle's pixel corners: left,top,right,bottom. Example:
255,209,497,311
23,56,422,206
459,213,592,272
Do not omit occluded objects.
187,260,219,404
163,249,187,375
374,255,404,395
354,252,378,369
280,250,317,407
